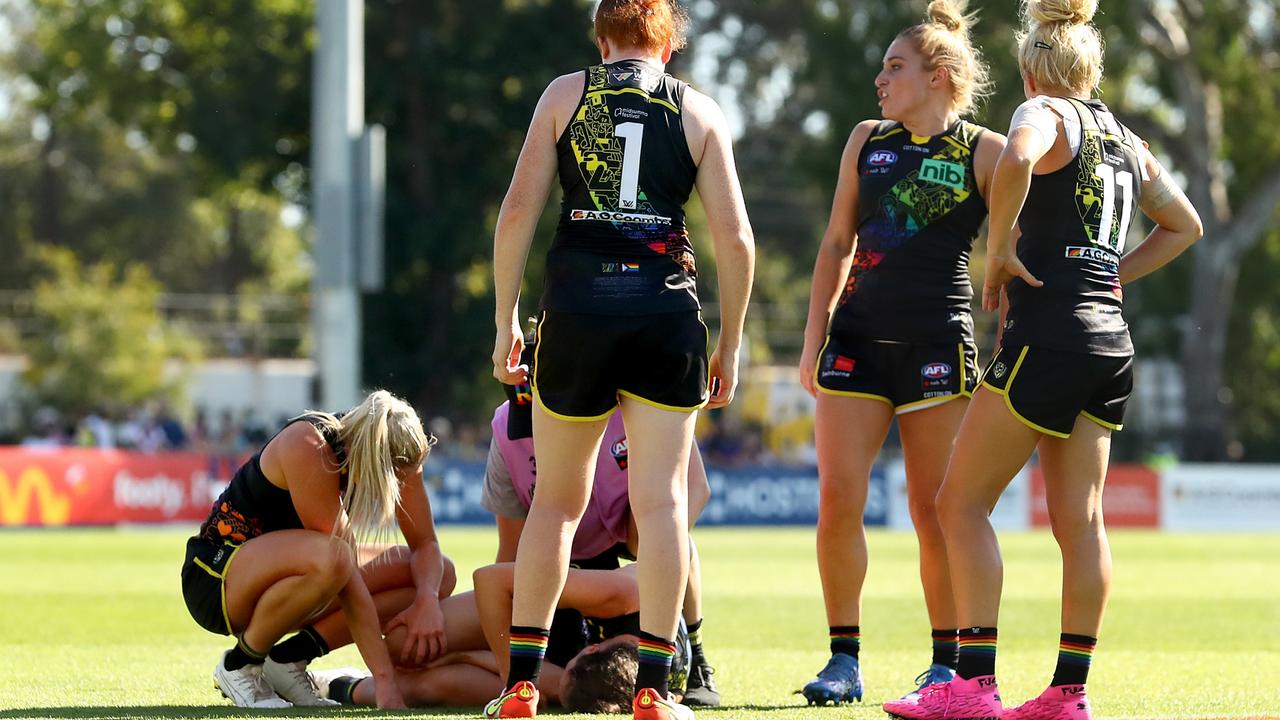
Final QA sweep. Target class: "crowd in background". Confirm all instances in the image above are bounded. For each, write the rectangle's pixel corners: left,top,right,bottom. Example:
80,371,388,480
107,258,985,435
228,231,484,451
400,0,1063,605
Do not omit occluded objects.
9,404,845,472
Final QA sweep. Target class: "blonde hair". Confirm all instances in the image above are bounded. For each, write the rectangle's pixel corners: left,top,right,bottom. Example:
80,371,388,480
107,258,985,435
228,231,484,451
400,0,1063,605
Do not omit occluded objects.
896,0,992,117
309,390,433,544
1017,0,1104,96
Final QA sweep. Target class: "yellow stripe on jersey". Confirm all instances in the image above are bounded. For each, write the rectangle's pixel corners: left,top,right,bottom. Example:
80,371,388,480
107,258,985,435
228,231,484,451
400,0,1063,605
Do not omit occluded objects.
585,87,680,115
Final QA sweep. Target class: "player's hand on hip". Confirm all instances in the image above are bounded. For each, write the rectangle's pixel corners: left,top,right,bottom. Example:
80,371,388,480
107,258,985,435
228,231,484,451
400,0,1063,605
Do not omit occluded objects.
492,322,528,385
983,253,1042,312
707,345,739,409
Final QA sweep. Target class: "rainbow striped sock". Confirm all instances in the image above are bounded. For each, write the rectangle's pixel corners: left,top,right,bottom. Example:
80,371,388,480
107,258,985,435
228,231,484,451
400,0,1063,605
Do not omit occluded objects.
1051,633,1097,687
636,631,676,698
829,625,860,659
932,628,959,670
957,626,997,679
506,626,549,685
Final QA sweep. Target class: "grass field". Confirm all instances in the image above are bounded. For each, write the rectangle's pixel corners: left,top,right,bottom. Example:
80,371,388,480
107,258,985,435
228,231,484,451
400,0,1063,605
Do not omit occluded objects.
1,527,1278,719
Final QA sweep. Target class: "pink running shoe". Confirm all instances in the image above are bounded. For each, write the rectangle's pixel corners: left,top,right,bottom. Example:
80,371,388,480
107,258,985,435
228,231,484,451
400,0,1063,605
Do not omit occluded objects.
882,675,1002,720
1003,685,1091,720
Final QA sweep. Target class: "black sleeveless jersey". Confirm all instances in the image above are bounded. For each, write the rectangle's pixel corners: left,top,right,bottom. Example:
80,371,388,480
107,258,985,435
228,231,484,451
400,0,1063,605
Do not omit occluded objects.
196,414,346,544
540,60,699,316
1003,98,1142,357
829,119,989,343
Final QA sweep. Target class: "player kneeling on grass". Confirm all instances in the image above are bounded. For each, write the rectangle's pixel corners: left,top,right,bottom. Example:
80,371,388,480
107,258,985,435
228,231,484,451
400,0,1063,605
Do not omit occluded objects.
312,561,690,713
484,375,720,707
179,390,453,709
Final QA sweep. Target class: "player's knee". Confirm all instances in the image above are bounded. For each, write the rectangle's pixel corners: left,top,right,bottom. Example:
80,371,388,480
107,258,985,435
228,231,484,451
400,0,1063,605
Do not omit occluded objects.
311,539,356,591
1047,506,1101,545
907,489,942,525
816,505,865,536
934,485,970,536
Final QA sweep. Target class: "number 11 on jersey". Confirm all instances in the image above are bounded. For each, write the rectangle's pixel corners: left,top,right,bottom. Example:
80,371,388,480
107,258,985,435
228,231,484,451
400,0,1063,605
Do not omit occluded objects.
616,122,644,210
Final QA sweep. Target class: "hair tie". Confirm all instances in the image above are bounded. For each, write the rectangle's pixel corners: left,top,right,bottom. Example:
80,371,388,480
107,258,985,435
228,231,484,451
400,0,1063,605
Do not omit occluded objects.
1034,40,1053,50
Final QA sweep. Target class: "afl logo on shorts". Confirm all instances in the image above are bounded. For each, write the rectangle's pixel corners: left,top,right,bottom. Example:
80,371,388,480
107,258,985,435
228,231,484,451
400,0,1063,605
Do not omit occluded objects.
611,438,629,470
921,362,952,380
867,150,897,167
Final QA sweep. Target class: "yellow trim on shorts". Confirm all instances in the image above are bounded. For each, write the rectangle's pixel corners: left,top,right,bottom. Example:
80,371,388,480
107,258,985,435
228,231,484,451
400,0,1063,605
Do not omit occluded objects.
898,342,976,412
618,389,706,414
529,312,618,422
220,543,244,635
533,389,617,422
981,346,1071,439
895,393,964,414
1080,410,1123,432
813,336,894,406
194,541,244,635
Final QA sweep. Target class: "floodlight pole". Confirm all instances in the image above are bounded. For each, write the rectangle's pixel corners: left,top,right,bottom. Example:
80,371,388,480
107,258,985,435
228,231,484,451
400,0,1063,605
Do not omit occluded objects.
312,0,382,411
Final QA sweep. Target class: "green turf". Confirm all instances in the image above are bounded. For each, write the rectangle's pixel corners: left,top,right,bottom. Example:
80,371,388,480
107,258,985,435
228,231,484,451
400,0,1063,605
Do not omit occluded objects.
1,527,1278,719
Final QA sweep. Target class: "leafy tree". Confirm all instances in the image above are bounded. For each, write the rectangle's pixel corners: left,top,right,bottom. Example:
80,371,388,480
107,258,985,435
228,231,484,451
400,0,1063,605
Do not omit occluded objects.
361,0,596,417
3,0,313,295
1107,1,1280,459
692,0,1280,459
19,247,201,419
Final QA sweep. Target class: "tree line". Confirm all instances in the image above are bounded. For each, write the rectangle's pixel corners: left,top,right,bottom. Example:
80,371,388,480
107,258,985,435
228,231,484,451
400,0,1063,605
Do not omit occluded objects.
1,0,1276,460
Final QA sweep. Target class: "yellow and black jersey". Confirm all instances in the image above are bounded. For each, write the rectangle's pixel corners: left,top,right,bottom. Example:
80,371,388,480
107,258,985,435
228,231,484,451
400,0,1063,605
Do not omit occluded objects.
541,60,699,316
830,119,989,344
1004,98,1143,357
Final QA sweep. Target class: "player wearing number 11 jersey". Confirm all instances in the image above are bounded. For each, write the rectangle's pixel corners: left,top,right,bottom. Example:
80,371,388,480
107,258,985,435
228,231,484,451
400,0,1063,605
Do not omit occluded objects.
889,1,1204,719
489,2,754,718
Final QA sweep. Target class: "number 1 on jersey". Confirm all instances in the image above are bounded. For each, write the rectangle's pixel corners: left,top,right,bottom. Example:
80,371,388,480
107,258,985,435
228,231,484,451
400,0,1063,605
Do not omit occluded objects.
1094,163,1134,253
616,122,644,210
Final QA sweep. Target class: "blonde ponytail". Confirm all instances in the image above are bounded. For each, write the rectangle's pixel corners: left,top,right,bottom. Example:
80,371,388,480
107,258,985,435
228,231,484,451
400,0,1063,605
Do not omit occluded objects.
328,390,432,546
1017,0,1105,96
897,0,992,117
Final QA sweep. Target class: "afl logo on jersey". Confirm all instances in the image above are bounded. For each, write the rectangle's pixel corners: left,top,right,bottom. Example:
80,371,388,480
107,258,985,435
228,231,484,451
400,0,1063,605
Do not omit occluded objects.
611,438,629,471
867,150,897,167
921,362,952,380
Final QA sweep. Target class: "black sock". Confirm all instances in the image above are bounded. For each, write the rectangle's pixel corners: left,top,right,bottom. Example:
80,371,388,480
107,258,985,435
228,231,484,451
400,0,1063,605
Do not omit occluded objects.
829,625,860,659
269,625,330,664
635,631,676,698
688,619,706,665
328,676,364,705
932,628,959,670
224,636,267,671
957,626,997,679
506,625,549,686
1050,633,1097,687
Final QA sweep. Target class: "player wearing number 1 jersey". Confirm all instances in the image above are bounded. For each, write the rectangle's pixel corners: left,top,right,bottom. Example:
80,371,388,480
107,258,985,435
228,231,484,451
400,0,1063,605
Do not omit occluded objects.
489,1,754,719
887,1,1203,719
